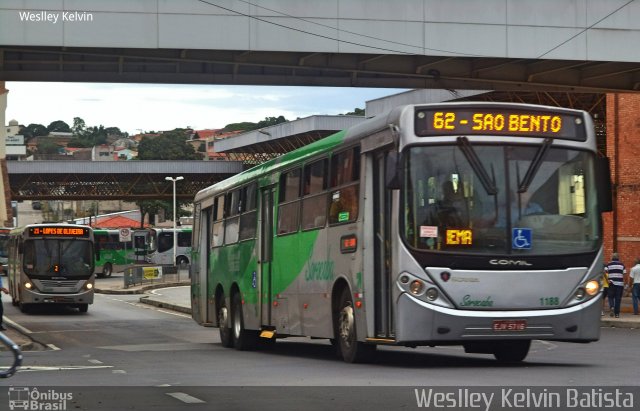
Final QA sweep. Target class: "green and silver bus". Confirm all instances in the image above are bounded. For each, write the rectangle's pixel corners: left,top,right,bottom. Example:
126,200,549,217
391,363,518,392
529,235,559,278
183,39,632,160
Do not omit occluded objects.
145,227,192,266
94,229,135,277
7,223,95,313
191,102,612,363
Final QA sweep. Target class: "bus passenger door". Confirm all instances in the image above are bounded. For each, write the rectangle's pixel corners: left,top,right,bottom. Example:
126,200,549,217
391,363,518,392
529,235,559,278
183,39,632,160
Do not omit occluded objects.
259,186,276,327
373,150,394,338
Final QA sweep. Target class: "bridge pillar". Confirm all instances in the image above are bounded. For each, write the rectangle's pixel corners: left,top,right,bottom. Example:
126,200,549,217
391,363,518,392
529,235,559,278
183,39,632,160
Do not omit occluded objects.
0,81,12,226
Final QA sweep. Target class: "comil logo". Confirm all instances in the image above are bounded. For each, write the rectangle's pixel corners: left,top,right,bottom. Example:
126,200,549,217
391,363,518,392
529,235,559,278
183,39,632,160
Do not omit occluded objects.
8,387,73,410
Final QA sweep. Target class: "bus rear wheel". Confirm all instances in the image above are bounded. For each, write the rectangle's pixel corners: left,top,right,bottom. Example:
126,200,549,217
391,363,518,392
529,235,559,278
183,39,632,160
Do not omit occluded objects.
493,340,531,363
218,300,233,348
335,288,376,363
231,293,258,351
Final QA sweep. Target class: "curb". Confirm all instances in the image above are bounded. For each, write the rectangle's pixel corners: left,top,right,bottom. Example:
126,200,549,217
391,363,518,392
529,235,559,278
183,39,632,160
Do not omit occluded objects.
95,281,190,295
138,296,192,315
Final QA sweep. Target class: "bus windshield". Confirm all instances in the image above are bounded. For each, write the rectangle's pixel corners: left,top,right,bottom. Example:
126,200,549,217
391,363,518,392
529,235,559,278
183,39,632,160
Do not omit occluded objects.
403,144,600,255
23,239,93,277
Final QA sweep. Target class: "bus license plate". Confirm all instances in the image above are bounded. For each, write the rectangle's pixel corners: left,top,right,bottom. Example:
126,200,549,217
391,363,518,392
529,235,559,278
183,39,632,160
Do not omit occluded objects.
492,319,527,331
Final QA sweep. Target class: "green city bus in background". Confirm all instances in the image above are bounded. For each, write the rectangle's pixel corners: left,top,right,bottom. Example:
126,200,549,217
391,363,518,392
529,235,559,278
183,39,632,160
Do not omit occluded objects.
94,229,135,278
191,102,612,363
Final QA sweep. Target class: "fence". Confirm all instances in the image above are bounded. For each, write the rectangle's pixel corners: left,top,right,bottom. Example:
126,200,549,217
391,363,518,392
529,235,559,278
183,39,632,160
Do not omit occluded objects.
123,264,190,288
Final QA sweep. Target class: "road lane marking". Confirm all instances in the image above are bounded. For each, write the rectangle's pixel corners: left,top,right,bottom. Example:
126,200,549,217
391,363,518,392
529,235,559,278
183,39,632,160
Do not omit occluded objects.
88,359,103,364
47,344,61,351
18,365,113,372
166,392,205,404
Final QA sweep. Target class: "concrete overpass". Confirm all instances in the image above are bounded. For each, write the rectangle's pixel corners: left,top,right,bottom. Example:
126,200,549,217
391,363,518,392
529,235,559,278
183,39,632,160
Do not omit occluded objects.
7,160,244,201
2,1,640,92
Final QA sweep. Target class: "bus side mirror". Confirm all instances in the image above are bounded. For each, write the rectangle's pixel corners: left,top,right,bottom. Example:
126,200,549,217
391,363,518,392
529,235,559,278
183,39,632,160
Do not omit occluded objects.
385,152,401,189
596,157,613,212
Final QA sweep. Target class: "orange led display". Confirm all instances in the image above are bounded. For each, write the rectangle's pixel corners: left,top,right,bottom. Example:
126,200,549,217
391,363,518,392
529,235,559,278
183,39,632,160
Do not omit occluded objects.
415,106,586,141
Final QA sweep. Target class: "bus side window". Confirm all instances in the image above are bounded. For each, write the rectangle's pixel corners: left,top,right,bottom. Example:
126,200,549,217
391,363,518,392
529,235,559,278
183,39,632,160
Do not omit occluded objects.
277,168,301,235
212,195,225,247
301,158,328,230
328,147,360,225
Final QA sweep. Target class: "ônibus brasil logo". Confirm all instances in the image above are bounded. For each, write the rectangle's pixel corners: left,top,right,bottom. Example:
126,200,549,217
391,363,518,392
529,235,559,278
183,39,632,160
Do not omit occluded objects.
8,387,73,410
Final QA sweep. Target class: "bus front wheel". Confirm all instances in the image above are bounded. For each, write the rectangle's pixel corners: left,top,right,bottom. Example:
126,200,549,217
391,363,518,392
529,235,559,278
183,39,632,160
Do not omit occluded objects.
78,304,89,313
493,340,531,363
231,293,258,351
335,288,376,363
103,263,112,278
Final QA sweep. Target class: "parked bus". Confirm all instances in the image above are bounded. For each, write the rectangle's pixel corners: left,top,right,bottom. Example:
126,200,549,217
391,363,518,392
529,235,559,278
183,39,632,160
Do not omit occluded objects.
0,227,10,275
145,227,192,265
190,102,612,363
7,223,95,313
94,229,135,278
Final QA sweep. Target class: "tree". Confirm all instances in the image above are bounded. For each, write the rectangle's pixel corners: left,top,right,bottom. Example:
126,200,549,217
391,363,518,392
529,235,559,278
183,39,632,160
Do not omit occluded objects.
20,123,48,139
137,131,201,160
47,120,71,133
72,117,86,135
343,108,365,116
37,139,62,154
135,129,201,226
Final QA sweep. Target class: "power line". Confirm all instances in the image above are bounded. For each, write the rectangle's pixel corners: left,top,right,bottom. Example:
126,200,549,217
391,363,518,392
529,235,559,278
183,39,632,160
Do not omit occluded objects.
196,0,484,57
537,0,636,58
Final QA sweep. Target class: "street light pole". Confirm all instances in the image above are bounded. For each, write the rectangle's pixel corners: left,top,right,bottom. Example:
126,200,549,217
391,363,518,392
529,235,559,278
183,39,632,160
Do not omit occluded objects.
165,176,184,266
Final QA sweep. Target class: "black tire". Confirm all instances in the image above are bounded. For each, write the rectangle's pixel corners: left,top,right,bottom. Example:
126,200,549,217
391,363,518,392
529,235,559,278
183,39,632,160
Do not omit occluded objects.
493,340,531,363
335,288,376,363
176,256,189,266
218,298,233,348
231,292,258,351
19,301,31,314
78,304,89,313
103,263,113,278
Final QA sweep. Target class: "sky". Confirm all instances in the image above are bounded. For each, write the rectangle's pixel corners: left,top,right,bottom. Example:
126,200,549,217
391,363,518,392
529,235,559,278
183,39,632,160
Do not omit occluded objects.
5,82,406,135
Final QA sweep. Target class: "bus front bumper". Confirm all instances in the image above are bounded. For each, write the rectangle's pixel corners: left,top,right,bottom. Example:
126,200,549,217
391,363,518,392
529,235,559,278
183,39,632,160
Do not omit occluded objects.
394,292,601,345
20,288,94,305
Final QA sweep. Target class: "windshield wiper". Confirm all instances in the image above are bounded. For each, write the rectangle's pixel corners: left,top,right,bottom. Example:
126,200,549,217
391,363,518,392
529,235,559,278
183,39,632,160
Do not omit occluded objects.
518,137,553,193
457,137,497,195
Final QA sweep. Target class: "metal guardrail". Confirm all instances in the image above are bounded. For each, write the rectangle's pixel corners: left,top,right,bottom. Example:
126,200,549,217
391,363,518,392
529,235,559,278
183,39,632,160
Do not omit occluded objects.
0,331,23,378
124,264,190,288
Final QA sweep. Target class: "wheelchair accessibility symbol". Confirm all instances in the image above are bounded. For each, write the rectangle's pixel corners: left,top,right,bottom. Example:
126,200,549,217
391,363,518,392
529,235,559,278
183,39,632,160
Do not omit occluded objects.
512,228,532,249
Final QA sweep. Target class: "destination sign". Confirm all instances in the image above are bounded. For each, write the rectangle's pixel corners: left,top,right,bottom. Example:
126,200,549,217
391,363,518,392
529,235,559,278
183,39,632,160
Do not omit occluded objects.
414,107,587,141
29,226,91,238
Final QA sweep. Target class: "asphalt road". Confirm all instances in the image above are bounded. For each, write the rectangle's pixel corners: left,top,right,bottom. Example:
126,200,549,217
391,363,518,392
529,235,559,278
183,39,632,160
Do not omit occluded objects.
2,292,639,410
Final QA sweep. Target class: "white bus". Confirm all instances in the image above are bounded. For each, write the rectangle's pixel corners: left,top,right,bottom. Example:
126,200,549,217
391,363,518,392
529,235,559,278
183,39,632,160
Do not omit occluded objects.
7,223,95,313
145,227,192,265
191,102,612,363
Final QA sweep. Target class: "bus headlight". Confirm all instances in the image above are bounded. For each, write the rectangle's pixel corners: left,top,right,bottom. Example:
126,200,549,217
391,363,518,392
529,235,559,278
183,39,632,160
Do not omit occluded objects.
426,288,439,301
85,283,94,290
24,281,33,290
585,280,599,296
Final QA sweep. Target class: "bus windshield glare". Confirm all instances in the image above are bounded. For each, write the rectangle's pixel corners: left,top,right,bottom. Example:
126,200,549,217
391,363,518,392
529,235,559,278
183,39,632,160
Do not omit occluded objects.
403,144,600,255
23,239,94,277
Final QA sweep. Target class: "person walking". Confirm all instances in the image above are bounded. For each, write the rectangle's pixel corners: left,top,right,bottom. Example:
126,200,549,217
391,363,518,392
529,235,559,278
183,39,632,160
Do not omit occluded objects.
0,275,9,330
630,258,640,316
602,270,613,316
604,253,627,318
